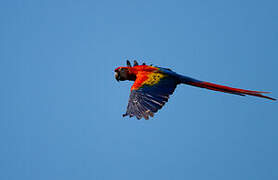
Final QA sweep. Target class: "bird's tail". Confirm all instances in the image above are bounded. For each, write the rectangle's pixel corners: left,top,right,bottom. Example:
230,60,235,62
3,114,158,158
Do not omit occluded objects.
179,75,276,101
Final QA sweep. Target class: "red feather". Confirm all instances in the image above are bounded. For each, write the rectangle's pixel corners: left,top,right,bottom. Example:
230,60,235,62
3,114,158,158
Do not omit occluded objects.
189,81,276,100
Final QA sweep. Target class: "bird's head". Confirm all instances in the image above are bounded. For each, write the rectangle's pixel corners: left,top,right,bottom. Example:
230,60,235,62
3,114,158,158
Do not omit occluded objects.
114,60,138,81
114,67,133,81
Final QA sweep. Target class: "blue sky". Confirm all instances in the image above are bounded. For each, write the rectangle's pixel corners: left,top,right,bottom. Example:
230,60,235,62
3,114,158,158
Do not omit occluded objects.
1,0,278,179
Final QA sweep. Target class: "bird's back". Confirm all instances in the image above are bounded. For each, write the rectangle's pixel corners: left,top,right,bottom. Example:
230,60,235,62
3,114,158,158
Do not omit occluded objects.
157,66,202,84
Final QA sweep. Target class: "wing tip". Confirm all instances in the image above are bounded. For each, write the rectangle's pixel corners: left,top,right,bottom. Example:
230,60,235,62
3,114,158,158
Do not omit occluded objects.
122,109,156,120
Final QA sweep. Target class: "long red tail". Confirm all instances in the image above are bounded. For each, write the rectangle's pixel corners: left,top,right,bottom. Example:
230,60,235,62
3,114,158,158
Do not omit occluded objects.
188,81,276,101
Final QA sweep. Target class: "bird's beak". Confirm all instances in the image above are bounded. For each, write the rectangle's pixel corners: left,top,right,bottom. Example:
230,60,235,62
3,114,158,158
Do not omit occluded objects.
115,71,120,81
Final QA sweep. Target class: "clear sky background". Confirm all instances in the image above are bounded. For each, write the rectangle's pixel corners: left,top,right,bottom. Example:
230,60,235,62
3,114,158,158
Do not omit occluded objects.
1,0,278,180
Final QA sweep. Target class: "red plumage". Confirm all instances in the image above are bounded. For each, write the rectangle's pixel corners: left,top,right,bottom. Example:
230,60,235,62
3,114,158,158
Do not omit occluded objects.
115,60,276,120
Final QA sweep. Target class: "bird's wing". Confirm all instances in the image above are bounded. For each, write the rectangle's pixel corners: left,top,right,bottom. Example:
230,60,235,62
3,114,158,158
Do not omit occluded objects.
123,71,178,120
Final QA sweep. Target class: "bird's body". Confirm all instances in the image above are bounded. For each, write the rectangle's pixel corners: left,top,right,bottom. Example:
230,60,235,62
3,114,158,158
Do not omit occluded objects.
115,60,276,120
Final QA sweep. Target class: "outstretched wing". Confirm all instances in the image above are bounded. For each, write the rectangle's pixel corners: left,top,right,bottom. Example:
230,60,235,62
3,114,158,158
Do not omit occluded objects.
123,71,178,120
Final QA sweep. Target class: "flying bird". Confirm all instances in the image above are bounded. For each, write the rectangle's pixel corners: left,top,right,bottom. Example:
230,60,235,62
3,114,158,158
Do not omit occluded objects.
114,60,276,120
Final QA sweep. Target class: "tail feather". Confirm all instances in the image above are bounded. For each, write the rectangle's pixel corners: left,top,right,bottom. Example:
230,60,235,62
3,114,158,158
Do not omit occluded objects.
179,76,276,101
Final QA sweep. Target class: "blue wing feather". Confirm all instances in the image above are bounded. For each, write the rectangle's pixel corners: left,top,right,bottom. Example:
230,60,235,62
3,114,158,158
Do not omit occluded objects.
124,75,178,119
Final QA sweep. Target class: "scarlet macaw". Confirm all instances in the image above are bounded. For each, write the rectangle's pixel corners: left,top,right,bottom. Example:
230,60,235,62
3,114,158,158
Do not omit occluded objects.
115,60,276,120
